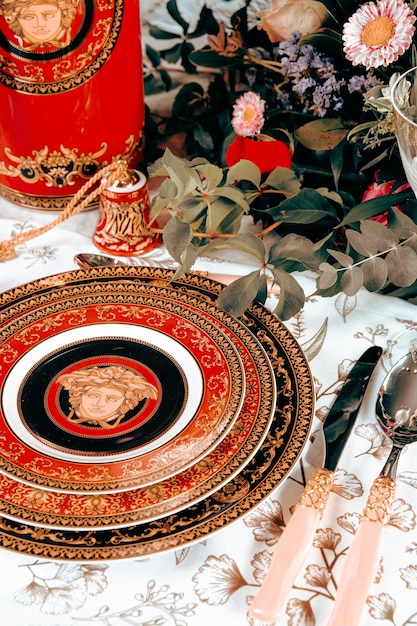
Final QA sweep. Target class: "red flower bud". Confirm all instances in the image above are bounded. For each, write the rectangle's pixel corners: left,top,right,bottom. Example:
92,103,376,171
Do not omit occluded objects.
226,135,292,174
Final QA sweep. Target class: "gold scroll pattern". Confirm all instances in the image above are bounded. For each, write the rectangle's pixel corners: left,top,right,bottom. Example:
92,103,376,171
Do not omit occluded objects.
0,134,141,188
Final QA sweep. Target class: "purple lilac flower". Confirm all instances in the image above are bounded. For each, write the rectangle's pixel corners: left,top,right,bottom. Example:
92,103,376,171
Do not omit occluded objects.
292,76,316,96
347,74,382,94
276,91,293,111
271,31,375,117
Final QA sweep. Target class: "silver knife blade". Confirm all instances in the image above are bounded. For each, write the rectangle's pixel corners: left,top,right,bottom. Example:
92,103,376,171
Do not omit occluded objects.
323,345,382,471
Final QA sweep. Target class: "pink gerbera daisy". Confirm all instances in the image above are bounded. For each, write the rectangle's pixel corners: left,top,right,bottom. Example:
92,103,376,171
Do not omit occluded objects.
231,92,266,137
342,0,416,69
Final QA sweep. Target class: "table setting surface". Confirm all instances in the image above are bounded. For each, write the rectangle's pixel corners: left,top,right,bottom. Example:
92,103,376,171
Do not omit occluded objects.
1,193,417,626
1,1,417,622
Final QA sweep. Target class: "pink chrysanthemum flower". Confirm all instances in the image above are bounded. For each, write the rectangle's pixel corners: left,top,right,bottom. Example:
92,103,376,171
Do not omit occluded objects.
231,92,266,137
342,0,416,69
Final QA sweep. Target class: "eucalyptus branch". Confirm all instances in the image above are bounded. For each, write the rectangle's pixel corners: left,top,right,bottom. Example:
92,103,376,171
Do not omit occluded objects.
334,234,415,273
148,149,417,321
148,225,239,240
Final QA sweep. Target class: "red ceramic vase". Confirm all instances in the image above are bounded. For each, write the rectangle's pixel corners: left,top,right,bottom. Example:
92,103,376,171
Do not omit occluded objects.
0,0,145,210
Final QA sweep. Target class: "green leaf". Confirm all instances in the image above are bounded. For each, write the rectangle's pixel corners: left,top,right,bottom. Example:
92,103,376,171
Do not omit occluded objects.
382,280,417,299
176,242,201,275
318,262,338,289
145,45,161,67
195,163,224,191
389,207,417,239
161,43,183,65
270,269,306,320
361,257,388,292
167,0,189,32
385,246,417,287
149,27,181,40
329,137,346,190
255,274,268,305
194,125,214,152
204,233,266,264
157,177,178,199
163,215,193,262
149,148,201,198
263,167,302,195
267,188,337,224
189,48,242,69
217,270,262,318
206,199,244,234
159,68,172,91
177,198,208,226
345,229,378,257
316,187,344,205
268,233,319,270
295,118,350,151
172,82,205,117
340,191,411,226
211,186,251,213
341,266,364,296
360,220,399,251
226,160,262,188
327,249,353,267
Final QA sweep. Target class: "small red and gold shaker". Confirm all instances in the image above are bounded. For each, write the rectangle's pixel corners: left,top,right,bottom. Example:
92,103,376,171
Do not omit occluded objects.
93,169,161,256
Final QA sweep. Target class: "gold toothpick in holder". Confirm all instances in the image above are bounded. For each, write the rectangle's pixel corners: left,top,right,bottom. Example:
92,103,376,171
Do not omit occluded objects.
0,161,159,262
92,167,161,256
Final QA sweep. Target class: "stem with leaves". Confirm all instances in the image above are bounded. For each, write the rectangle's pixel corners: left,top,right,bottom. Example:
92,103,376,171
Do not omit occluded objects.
147,149,417,320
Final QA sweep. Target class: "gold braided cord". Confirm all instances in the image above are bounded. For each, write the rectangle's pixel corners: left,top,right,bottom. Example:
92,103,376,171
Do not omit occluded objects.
0,160,128,261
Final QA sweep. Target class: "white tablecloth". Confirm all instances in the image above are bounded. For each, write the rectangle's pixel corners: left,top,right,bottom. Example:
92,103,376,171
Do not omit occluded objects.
1,197,417,626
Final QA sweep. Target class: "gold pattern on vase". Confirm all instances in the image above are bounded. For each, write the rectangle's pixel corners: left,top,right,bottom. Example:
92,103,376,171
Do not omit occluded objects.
0,133,143,210
0,0,123,94
0,1,144,209
93,170,161,256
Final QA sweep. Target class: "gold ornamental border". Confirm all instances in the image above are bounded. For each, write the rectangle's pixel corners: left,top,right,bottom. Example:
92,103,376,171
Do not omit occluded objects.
0,132,143,211
0,0,124,94
0,290,247,491
0,184,80,211
0,268,315,560
0,298,272,527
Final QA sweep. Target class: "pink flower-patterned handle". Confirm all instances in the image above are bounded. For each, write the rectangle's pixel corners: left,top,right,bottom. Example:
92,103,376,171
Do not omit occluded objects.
325,475,396,626
249,468,334,623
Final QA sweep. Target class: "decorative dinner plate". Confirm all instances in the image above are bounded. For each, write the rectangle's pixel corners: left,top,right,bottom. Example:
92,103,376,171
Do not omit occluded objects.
0,278,247,491
0,268,314,559
0,301,273,528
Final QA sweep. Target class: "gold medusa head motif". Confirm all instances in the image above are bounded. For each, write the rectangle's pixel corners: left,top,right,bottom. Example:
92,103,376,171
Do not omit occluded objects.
57,365,159,430
0,0,80,49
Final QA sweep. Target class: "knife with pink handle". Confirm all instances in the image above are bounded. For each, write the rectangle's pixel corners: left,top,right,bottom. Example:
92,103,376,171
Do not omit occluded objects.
248,346,382,624
326,349,417,625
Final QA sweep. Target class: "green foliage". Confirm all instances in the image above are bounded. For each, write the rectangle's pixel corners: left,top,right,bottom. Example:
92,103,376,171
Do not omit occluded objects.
144,0,417,320
149,150,417,321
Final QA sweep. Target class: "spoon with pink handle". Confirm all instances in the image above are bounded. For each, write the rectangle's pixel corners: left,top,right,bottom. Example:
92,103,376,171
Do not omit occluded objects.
326,348,417,626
